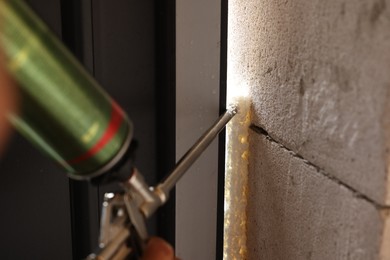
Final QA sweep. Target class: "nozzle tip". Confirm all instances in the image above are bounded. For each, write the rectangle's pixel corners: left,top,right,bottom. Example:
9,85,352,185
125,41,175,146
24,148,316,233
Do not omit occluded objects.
227,103,239,115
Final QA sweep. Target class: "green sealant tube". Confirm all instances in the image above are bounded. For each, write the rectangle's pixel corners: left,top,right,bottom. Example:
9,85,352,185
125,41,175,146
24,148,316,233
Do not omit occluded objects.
0,0,133,180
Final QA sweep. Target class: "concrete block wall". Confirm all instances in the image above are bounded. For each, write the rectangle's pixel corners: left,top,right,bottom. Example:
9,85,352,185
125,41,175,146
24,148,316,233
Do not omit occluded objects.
228,0,390,258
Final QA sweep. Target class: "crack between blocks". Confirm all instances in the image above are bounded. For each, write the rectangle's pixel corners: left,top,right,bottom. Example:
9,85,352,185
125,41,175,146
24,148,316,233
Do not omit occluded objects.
249,124,390,211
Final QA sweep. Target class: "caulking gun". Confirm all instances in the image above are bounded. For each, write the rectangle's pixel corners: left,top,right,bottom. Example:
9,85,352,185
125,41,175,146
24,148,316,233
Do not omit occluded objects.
0,1,237,258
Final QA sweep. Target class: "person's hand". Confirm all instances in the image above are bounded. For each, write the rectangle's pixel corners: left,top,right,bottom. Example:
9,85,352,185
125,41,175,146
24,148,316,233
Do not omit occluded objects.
0,55,17,155
142,237,178,260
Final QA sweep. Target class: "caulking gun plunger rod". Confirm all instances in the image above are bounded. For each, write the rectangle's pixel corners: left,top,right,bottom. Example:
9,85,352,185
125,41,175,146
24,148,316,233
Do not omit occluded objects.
159,104,238,196
124,105,238,220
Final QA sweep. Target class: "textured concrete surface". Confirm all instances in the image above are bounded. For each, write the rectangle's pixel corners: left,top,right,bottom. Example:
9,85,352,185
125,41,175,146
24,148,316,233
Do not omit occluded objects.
247,132,384,259
227,0,390,257
229,0,390,205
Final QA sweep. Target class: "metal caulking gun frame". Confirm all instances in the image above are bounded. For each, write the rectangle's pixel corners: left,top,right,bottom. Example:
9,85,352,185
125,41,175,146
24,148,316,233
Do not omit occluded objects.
87,105,238,259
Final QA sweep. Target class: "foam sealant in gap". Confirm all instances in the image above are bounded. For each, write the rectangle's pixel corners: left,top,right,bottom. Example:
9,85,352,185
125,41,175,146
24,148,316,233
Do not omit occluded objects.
224,80,251,259
223,0,252,256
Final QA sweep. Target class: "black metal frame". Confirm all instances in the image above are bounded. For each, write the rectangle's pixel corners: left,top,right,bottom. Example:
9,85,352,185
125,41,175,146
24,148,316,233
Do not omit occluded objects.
217,0,228,258
60,1,101,259
155,0,177,247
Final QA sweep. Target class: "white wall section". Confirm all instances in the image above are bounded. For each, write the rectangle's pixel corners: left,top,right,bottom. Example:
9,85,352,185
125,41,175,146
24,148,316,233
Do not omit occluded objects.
176,0,221,259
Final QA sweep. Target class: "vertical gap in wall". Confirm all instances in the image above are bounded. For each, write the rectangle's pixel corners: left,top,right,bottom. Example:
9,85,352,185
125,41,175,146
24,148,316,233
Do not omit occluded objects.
60,1,100,258
216,0,228,258
155,0,176,247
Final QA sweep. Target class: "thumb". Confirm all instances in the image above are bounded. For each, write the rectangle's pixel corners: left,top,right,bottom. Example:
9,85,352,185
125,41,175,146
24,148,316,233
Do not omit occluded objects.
142,237,175,260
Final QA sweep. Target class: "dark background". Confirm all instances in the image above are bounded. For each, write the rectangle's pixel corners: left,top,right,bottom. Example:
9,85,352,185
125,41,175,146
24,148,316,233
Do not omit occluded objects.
0,0,175,259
